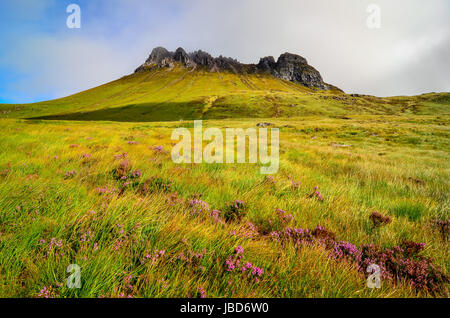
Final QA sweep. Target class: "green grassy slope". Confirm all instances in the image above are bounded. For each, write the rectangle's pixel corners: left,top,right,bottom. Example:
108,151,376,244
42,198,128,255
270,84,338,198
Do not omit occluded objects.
1,64,449,122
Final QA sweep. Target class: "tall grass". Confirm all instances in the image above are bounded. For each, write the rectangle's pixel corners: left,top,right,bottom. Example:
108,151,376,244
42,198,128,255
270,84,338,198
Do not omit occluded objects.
0,114,448,298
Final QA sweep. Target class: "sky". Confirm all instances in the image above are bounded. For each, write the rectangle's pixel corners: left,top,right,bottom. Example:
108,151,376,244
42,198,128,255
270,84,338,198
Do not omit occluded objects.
0,0,449,103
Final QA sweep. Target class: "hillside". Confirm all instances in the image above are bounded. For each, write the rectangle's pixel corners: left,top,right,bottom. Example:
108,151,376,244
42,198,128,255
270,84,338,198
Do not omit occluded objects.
0,47,449,122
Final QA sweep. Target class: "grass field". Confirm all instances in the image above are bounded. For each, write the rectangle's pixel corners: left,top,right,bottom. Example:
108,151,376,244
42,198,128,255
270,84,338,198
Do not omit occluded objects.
0,66,448,298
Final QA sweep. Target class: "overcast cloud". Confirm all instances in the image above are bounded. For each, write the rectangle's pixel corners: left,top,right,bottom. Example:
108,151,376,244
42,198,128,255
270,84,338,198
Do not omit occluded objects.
0,0,449,102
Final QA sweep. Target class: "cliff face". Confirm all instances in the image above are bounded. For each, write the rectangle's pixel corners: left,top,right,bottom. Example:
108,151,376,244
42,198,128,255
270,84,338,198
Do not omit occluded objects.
258,53,329,90
135,47,330,90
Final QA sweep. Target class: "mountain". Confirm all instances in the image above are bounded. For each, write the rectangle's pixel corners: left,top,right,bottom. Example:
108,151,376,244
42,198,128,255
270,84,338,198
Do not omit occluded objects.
135,47,331,90
0,47,449,122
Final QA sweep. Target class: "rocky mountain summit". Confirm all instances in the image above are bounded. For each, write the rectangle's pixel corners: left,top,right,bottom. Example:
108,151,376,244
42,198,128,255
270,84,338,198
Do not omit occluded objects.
135,47,330,90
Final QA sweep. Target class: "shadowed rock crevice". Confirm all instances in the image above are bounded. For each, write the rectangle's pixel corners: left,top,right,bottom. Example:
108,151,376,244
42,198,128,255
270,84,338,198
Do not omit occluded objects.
135,47,330,90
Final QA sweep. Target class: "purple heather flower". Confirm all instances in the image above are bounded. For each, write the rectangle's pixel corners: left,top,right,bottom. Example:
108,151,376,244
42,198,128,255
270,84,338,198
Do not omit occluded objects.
150,146,164,152
132,170,142,178
198,286,207,298
234,200,244,208
234,245,244,255
114,153,128,160
188,199,210,214
252,266,264,277
64,170,77,178
225,256,236,271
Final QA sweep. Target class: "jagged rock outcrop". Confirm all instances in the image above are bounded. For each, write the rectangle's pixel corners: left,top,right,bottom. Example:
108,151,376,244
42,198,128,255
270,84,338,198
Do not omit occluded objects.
272,53,328,90
134,46,174,71
135,47,330,90
257,56,277,73
189,50,215,68
173,47,188,63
